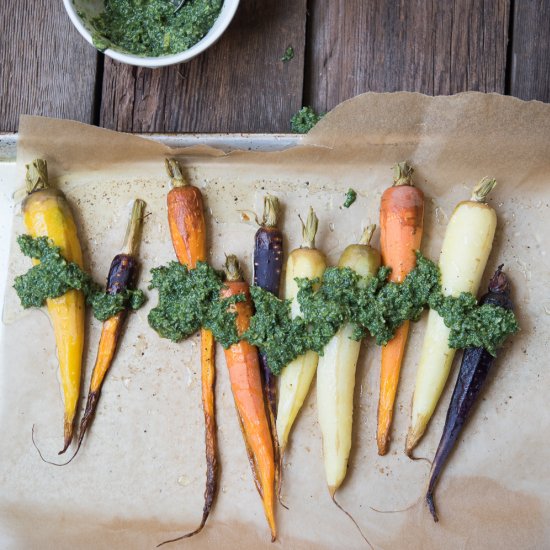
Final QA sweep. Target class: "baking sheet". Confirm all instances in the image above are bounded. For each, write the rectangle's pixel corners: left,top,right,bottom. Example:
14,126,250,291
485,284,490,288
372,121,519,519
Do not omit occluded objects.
1,92,549,549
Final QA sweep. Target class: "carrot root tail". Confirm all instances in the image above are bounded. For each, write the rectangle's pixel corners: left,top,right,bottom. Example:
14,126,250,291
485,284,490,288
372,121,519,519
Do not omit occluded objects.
331,494,373,549
426,491,439,522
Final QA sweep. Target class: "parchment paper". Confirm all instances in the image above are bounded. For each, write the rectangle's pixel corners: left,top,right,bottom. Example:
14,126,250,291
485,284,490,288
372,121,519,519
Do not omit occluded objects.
1,92,549,550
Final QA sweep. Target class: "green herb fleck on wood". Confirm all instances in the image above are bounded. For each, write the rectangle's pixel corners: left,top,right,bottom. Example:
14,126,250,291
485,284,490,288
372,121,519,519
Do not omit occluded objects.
290,107,324,134
281,46,294,62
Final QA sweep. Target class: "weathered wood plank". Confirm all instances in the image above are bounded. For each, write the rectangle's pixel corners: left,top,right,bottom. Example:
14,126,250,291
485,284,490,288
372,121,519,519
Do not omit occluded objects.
100,0,308,133
509,0,550,102
305,0,510,113
0,1,98,132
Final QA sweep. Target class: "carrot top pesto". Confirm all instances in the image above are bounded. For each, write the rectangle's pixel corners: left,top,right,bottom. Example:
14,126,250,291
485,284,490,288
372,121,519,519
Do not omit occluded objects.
146,254,519,375
14,235,145,322
15,235,517,373
91,0,223,57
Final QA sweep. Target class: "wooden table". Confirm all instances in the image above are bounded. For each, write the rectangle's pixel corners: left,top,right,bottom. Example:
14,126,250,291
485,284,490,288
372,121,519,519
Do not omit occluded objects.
2,1,550,134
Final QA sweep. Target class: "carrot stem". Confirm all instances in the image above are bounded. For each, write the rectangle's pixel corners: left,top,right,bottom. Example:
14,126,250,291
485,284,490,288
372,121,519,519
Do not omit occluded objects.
392,161,414,187
121,199,146,256
299,206,318,248
470,177,497,202
261,194,280,228
25,158,50,193
358,224,376,245
165,158,189,188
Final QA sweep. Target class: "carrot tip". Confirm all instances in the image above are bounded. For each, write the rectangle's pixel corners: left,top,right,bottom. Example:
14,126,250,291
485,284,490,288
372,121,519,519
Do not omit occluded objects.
59,420,74,455
426,492,439,522
377,433,389,456
405,426,422,457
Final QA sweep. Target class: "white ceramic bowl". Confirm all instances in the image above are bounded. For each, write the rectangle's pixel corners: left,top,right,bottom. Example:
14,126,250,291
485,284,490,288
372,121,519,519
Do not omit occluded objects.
63,0,240,68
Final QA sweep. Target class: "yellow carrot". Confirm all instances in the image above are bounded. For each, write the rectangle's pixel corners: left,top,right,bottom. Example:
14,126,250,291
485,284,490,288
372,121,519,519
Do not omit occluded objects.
22,159,85,453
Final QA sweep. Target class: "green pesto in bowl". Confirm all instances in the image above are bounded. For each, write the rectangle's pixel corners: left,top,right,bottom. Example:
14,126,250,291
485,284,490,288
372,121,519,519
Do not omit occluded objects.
92,0,224,57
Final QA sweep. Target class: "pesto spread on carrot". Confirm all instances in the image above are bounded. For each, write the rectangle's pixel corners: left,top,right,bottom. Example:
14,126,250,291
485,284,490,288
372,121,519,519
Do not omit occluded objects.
14,235,145,321
146,253,519,374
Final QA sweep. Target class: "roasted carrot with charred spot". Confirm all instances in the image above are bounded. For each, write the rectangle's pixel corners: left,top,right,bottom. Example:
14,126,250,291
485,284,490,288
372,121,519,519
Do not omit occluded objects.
253,195,283,498
79,199,146,455
22,159,85,454
222,255,276,541
377,162,424,455
158,159,217,546
426,266,514,522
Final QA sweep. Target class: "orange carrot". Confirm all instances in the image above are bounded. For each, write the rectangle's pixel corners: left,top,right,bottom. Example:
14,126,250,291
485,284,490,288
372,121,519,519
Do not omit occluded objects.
158,159,217,546
377,162,424,455
221,255,276,541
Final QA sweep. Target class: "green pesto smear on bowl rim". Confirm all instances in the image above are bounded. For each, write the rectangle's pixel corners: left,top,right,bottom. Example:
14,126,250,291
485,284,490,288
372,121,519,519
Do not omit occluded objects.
147,254,519,375
90,0,224,57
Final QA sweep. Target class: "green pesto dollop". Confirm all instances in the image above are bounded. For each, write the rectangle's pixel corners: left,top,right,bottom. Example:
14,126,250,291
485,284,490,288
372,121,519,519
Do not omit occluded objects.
343,188,357,208
147,254,519,375
290,107,324,134
244,287,309,375
92,0,224,57
429,292,518,356
14,235,145,322
147,261,242,349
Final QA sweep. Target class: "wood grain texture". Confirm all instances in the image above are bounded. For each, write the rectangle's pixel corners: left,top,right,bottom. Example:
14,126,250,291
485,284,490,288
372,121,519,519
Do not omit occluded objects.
0,0,98,132
509,0,550,101
305,0,510,113
100,0,307,133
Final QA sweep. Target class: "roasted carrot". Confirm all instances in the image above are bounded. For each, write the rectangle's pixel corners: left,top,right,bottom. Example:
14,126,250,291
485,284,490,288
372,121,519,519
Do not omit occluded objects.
159,159,217,545
22,159,85,453
377,162,424,455
276,208,327,456
406,177,497,455
317,225,380,496
426,266,515,521
253,195,283,499
222,255,276,541
76,200,146,462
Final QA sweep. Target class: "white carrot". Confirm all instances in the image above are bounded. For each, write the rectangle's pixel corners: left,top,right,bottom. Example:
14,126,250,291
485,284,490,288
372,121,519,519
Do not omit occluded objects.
276,208,327,455
405,177,497,455
317,225,380,495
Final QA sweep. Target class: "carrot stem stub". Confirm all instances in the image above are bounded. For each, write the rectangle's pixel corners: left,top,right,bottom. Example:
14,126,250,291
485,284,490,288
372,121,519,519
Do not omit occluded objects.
377,162,424,455
222,255,277,541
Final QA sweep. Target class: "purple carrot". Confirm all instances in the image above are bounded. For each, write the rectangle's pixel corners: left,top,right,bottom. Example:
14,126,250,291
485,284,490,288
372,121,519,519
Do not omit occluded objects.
253,194,284,500
426,265,515,522
253,195,284,415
